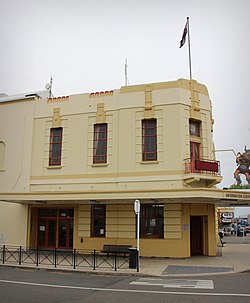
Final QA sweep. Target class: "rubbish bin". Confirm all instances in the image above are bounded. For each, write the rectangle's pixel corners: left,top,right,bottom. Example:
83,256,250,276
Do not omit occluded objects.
129,248,138,269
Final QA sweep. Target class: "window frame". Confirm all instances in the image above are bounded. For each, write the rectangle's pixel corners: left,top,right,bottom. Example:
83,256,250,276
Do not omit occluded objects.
140,204,164,239
189,120,200,137
93,123,108,164
142,119,157,161
49,127,63,166
91,204,106,237
190,142,201,173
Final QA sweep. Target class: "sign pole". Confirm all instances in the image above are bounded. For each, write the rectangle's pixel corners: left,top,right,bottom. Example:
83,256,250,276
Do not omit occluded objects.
134,199,140,272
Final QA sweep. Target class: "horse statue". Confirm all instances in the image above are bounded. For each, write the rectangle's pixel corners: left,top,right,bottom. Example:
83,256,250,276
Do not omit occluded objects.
234,146,250,185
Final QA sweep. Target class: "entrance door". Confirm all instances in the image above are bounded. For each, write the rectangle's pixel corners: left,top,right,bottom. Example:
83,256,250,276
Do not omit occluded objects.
190,216,203,256
37,219,56,248
58,219,73,249
37,208,74,249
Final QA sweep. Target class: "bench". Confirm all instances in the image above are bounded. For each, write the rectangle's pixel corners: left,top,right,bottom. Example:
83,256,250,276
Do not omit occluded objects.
101,244,132,257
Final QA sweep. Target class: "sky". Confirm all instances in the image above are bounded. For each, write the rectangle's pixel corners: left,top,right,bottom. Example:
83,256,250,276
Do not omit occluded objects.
1,0,250,215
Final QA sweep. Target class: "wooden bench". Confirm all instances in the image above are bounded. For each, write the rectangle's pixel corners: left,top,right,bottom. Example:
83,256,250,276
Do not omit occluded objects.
101,244,132,257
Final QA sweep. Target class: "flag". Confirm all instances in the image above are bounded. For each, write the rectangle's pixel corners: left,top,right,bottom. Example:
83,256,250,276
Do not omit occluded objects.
179,21,188,48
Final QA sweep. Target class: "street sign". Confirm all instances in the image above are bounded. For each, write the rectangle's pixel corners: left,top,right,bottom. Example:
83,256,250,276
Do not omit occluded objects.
134,199,140,214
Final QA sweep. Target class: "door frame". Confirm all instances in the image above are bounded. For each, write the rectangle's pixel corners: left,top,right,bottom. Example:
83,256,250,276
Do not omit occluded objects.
190,216,206,256
36,208,74,249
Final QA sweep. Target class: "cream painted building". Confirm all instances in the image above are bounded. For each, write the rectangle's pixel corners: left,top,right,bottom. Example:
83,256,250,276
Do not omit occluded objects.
1,79,250,257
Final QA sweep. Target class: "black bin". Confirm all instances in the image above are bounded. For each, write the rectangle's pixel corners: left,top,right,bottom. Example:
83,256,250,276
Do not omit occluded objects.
129,248,138,269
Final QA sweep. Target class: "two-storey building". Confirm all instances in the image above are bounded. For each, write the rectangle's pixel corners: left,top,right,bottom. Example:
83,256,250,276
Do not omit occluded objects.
2,79,249,257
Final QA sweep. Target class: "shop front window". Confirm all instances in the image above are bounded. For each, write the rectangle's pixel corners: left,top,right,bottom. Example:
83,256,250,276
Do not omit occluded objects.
140,204,164,238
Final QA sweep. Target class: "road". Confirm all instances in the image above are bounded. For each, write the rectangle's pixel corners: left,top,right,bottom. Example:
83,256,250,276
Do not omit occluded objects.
0,266,249,303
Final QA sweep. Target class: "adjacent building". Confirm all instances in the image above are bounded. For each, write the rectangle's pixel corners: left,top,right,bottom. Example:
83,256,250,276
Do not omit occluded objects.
1,79,250,257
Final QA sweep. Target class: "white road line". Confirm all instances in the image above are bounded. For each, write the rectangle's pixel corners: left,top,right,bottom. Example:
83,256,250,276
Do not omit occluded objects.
0,279,250,298
130,278,214,289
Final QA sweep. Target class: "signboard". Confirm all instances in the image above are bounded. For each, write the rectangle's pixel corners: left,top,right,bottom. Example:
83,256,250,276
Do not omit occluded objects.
195,159,219,172
221,218,232,223
134,199,140,214
221,212,233,218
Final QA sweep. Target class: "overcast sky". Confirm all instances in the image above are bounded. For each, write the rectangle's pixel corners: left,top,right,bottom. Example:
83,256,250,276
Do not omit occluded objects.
1,0,250,215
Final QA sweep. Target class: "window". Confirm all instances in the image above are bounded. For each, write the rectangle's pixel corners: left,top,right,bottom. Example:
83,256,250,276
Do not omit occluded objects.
49,127,63,166
189,120,200,137
140,204,164,238
93,123,107,164
142,119,157,161
91,205,106,237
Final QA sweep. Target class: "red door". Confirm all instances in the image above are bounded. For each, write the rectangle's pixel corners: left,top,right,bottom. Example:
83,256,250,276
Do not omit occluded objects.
190,142,200,172
37,219,56,248
58,218,74,249
37,209,74,249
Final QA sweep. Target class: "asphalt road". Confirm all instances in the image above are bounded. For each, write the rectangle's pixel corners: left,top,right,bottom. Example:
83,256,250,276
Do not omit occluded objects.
0,266,250,303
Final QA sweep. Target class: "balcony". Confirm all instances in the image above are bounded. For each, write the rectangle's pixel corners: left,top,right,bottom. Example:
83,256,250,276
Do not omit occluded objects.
183,158,222,187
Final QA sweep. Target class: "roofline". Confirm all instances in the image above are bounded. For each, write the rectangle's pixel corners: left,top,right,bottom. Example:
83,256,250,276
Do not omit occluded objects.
0,90,49,103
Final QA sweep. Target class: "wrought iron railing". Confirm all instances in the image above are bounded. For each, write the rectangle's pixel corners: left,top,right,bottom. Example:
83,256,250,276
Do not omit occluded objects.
0,245,132,272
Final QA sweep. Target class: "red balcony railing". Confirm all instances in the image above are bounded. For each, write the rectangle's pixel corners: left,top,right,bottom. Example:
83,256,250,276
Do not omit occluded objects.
184,158,221,176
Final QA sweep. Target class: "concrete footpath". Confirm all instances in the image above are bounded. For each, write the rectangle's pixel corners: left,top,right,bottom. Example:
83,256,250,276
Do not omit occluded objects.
139,237,250,276
1,235,250,277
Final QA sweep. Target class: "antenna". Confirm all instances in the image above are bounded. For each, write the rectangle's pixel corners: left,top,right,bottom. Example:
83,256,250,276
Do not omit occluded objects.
125,58,129,86
45,76,53,98
49,76,53,98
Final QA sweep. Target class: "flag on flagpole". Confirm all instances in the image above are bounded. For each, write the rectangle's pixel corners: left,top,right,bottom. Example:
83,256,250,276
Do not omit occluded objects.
179,21,188,48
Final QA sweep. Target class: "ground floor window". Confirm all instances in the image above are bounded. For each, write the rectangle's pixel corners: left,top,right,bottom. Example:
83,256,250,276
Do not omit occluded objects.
140,204,164,238
36,208,74,249
91,205,106,237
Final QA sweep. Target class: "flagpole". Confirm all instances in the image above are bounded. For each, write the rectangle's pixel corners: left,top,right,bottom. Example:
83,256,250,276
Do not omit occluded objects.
187,17,192,80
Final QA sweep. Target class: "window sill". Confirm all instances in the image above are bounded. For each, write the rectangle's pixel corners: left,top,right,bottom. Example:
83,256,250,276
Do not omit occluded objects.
47,165,62,169
140,161,159,164
91,163,108,167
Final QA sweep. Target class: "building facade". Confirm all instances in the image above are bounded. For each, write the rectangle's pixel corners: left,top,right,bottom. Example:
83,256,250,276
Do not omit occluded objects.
2,79,249,258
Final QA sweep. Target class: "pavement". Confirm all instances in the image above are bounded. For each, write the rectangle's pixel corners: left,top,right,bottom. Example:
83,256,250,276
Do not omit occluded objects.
139,234,250,277
1,234,250,277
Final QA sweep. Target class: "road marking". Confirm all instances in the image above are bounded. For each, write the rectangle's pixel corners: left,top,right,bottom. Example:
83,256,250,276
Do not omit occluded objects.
130,278,214,289
0,279,250,298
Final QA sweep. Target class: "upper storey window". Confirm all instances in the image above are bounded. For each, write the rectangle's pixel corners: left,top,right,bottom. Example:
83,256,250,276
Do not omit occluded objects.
49,127,63,166
189,120,200,137
93,123,107,164
142,119,157,161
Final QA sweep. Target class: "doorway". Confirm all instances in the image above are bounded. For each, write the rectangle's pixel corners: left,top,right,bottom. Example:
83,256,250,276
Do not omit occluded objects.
190,142,201,173
190,216,204,256
36,208,74,249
